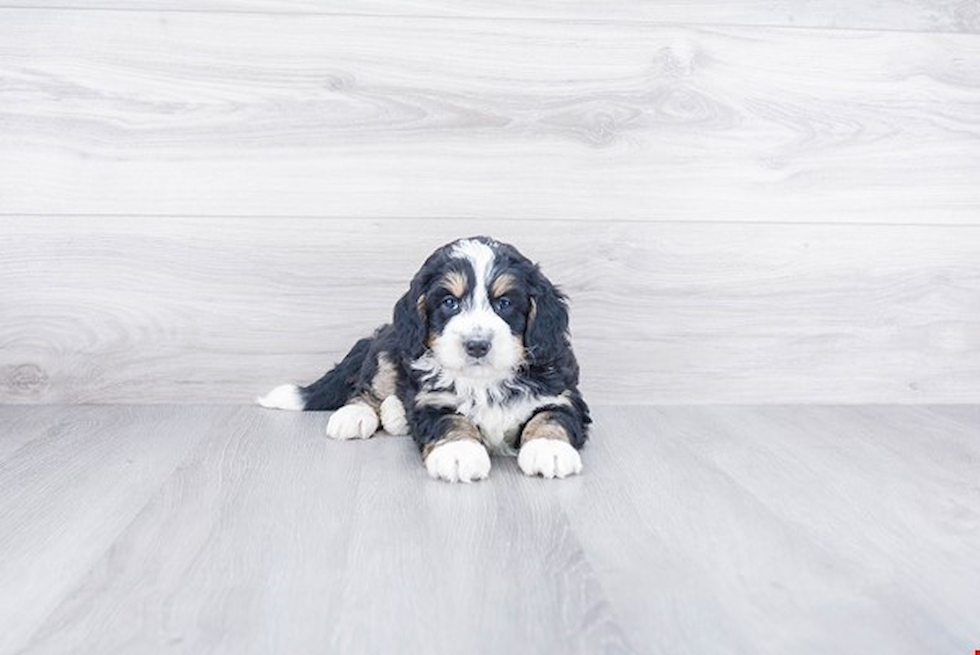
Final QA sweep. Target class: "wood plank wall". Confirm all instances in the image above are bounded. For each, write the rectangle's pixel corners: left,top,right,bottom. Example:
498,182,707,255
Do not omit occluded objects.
2,4,979,404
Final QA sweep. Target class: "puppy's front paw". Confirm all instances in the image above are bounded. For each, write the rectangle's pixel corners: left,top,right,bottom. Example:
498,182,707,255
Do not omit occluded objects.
518,439,583,479
379,395,409,436
425,440,491,483
326,403,379,440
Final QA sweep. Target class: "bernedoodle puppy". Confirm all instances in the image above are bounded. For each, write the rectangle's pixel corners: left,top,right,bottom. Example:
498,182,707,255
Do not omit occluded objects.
258,236,590,483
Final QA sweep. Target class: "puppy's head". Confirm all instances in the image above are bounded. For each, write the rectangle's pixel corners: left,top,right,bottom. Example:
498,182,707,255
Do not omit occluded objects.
393,237,569,381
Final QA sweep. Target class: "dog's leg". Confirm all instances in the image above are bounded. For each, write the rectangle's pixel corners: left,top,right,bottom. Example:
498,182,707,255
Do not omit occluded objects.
326,401,380,440
517,409,584,479
412,408,490,483
379,396,409,435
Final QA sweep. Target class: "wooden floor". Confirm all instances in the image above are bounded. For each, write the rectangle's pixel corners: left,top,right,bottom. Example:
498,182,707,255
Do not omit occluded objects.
1,404,977,655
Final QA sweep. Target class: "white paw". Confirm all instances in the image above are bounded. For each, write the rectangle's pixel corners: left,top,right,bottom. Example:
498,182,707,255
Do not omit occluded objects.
425,440,491,483
256,384,305,411
518,439,583,479
379,395,409,436
326,403,379,440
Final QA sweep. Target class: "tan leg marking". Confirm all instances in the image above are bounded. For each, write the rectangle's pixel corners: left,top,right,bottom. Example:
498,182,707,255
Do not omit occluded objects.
422,415,491,483
349,353,401,414
371,354,399,399
422,415,483,460
521,410,571,444
518,410,582,478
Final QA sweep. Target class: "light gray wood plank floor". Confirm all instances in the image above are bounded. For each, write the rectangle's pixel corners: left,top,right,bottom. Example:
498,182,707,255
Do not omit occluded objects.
1,404,977,655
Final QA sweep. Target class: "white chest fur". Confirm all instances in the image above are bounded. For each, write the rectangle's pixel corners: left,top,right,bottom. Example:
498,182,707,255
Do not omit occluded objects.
434,379,570,455
412,354,570,455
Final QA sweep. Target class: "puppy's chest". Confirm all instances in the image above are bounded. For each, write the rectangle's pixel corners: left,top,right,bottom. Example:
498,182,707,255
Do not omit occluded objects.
459,402,533,455
456,393,539,455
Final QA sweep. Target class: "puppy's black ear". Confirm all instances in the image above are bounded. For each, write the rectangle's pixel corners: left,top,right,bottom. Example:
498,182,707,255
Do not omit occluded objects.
392,274,429,360
525,267,571,368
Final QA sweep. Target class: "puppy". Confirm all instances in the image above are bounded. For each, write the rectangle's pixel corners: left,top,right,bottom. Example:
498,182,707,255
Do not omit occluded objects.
258,236,590,483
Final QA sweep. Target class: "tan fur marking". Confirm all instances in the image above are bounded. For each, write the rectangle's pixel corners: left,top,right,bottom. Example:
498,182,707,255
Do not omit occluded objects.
491,273,517,298
440,270,468,298
356,392,382,412
422,415,483,460
521,411,571,444
415,390,458,409
353,354,400,411
371,354,399,399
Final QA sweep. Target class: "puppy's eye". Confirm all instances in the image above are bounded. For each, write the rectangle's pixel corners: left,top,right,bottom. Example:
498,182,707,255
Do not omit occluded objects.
442,296,460,312
493,297,513,312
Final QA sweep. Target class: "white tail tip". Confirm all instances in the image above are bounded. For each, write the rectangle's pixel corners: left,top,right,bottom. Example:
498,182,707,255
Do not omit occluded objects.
256,384,306,410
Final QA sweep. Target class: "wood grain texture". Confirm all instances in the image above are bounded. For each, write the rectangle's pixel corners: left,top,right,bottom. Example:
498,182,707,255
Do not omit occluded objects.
3,216,979,405
0,405,235,655
557,405,980,655
0,405,65,462
13,407,374,655
6,1,980,33
2,404,978,654
2,10,979,222
694,406,980,652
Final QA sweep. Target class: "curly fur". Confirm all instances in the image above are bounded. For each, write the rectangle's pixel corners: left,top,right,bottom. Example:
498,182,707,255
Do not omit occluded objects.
258,236,591,481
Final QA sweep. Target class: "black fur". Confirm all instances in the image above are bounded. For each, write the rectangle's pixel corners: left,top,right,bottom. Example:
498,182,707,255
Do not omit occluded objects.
409,404,469,451
298,337,373,410
273,236,590,461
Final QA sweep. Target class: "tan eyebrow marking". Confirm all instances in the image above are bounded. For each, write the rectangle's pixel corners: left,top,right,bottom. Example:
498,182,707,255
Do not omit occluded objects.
490,273,517,298
439,270,468,298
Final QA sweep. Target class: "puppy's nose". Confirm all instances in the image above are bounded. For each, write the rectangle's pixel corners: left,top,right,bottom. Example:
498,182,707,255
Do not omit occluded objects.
465,339,491,359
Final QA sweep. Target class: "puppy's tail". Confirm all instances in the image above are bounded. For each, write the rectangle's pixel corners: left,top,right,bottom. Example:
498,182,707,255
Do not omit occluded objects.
257,337,373,411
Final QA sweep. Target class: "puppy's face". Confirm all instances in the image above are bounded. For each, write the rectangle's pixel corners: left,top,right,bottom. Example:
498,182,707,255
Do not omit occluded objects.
418,238,533,381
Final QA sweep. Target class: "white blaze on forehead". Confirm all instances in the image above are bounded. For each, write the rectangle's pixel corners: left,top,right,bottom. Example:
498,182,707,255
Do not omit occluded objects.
450,239,497,307
437,238,520,379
